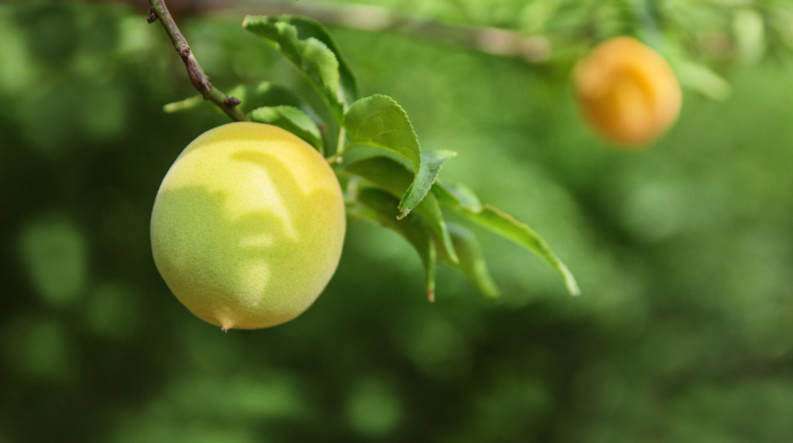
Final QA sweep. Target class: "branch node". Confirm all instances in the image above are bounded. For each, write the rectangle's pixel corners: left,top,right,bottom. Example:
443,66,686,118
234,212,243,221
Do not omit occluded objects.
149,0,250,122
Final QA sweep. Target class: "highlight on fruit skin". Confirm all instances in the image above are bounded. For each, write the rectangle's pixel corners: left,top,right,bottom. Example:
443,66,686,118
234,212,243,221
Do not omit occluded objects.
573,36,682,147
150,122,346,330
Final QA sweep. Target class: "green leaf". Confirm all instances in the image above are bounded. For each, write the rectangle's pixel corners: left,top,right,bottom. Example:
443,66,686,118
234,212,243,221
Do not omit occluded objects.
345,156,459,263
733,9,765,65
277,16,359,105
344,94,456,217
348,187,437,301
433,180,483,212
163,81,315,117
250,106,324,150
434,181,580,296
670,57,731,102
438,223,499,299
400,150,456,219
344,95,420,169
243,16,344,123
228,81,306,112
163,95,204,113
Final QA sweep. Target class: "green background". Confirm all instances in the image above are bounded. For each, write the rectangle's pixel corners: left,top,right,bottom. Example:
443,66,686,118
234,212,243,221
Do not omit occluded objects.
2,1,793,442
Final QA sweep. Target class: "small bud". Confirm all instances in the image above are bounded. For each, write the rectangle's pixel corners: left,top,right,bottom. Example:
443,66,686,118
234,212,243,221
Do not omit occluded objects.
225,96,242,107
147,9,158,24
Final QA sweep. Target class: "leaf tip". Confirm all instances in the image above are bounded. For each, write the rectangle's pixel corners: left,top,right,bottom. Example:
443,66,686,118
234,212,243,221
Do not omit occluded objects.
562,267,580,296
428,286,435,303
396,209,410,220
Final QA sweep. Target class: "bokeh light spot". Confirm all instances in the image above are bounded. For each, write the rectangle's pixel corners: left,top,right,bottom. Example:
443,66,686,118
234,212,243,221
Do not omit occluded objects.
345,379,403,437
19,214,88,307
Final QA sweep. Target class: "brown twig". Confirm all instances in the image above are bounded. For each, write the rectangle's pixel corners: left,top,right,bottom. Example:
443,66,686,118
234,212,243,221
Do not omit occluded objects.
148,0,250,121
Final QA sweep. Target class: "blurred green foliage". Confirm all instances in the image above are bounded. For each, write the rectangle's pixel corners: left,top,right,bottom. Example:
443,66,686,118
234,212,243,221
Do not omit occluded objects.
2,1,793,442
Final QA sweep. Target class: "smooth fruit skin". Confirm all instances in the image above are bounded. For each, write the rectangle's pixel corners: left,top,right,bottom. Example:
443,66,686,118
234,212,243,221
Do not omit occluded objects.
573,36,682,147
151,122,346,330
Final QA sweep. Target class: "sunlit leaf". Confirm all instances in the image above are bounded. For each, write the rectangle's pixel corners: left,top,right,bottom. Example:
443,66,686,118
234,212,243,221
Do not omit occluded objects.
277,16,359,105
344,94,456,217
244,15,344,123
250,105,323,150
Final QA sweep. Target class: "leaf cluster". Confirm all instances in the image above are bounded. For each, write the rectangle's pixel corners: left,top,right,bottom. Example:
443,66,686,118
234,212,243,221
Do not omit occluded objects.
165,15,579,300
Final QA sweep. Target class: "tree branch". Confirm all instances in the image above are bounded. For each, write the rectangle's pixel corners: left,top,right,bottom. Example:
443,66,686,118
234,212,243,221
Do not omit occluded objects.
226,0,551,63
148,0,250,121
131,0,550,64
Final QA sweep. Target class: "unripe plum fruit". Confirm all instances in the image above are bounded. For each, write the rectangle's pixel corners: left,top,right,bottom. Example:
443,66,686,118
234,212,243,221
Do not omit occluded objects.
151,122,346,330
573,36,682,147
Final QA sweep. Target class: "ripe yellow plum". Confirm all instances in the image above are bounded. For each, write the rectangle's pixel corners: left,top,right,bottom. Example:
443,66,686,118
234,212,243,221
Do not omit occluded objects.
151,122,346,330
573,36,682,147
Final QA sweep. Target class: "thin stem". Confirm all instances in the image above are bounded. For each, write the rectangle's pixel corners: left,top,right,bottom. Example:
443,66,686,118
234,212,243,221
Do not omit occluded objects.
326,128,350,164
336,126,347,155
148,0,250,122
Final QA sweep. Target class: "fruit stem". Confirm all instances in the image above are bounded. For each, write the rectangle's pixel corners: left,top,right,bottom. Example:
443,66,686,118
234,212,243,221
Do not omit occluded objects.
326,128,350,164
147,0,251,122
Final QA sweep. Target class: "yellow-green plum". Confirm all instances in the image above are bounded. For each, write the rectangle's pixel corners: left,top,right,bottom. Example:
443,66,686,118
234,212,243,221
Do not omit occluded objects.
151,122,345,330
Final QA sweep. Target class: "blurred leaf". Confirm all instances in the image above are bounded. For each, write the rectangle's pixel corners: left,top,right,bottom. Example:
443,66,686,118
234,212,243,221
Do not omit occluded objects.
433,176,483,212
669,55,732,102
348,187,437,300
518,0,564,34
434,181,580,296
345,156,458,263
278,15,359,105
163,95,204,114
244,15,344,123
344,94,456,217
733,9,765,64
250,105,323,150
0,18,37,94
439,223,499,299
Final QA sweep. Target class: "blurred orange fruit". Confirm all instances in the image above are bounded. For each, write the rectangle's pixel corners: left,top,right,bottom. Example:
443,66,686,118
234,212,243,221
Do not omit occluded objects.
573,36,682,147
